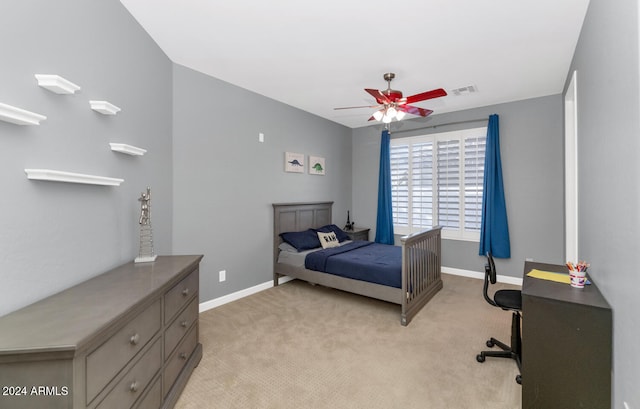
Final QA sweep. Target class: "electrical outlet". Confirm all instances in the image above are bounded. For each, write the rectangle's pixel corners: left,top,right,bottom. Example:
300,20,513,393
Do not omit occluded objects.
219,270,226,282
525,257,533,262
259,132,264,142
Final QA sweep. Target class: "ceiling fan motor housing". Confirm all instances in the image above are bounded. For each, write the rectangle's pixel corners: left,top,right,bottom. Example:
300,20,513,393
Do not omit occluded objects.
381,73,403,102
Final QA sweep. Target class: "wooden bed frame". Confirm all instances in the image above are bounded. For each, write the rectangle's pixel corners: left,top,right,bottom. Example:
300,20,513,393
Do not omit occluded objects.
272,201,443,326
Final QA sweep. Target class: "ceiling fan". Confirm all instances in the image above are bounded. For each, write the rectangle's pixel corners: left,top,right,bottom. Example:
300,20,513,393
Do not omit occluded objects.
334,73,447,123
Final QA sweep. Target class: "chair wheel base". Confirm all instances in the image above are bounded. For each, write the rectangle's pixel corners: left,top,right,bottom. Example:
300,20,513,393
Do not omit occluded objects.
477,336,522,383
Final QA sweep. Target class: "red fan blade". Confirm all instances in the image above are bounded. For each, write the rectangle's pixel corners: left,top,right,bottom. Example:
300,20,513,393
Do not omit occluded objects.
365,88,392,104
334,104,382,110
399,105,434,117
404,88,447,105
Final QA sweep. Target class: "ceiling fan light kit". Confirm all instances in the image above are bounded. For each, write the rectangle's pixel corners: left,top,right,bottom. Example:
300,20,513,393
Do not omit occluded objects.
335,72,447,124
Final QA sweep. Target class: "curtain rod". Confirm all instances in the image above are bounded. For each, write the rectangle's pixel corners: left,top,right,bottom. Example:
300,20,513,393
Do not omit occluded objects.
390,117,489,134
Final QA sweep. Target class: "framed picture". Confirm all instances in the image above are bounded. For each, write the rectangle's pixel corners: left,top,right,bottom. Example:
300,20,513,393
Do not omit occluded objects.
284,152,305,173
309,156,325,175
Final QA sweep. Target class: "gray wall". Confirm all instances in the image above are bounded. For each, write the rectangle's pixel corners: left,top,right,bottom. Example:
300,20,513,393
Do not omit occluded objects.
0,1,353,316
567,0,640,407
0,0,173,316
171,65,352,303
352,95,565,278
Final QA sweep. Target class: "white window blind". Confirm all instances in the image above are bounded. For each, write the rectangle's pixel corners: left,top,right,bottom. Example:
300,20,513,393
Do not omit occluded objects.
437,139,460,230
390,144,409,227
390,127,486,241
410,142,434,228
464,136,486,232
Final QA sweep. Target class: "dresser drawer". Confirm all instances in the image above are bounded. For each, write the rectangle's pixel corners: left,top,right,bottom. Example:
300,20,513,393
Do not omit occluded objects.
86,299,161,404
165,297,198,360
163,324,197,397
96,338,161,409
134,376,161,409
164,269,198,324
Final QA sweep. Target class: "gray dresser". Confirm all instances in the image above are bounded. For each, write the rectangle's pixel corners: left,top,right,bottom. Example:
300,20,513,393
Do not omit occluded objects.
0,255,203,409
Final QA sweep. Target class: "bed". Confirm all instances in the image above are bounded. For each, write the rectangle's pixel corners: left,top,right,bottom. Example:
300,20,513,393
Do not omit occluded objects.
272,201,442,326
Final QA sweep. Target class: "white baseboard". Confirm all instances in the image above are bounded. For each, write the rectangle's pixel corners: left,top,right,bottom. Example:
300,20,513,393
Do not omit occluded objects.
199,276,293,313
199,267,522,313
442,266,523,286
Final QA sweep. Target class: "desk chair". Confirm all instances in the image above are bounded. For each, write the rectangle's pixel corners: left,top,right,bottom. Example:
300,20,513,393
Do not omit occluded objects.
476,252,522,384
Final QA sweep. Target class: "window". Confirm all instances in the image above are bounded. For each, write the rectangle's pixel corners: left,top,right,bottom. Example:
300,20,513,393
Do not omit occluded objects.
390,127,486,241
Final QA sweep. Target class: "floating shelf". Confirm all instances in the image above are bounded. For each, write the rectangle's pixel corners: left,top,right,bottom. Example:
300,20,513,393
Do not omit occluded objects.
25,169,124,186
110,143,147,156
90,100,120,115
0,102,47,125
35,74,81,94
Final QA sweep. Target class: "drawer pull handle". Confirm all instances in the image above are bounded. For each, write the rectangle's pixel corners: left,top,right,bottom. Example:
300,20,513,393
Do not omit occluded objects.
180,320,188,328
129,381,139,393
180,352,188,360
182,288,190,296
130,333,140,345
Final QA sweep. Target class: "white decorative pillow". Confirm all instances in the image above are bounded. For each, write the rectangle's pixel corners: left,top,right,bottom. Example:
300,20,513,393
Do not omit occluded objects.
317,231,340,249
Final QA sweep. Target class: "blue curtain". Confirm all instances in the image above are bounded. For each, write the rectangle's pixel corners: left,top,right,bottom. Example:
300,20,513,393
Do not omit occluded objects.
374,130,395,244
479,114,511,258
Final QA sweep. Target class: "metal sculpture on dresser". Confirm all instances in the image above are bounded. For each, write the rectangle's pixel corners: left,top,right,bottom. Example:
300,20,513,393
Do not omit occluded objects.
135,186,157,263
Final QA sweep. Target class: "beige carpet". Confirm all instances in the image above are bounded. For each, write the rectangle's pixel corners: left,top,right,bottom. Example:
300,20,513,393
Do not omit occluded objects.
175,274,522,409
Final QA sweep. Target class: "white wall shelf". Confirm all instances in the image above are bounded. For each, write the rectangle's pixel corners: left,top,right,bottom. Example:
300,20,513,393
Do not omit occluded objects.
0,102,47,125
110,143,147,156
35,74,81,94
25,169,124,186
89,100,120,115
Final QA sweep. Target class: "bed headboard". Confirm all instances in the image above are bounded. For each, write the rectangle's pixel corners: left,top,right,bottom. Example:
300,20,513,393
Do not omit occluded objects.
272,201,333,278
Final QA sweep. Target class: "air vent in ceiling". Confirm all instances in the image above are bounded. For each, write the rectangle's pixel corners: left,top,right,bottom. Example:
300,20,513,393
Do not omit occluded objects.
450,85,478,96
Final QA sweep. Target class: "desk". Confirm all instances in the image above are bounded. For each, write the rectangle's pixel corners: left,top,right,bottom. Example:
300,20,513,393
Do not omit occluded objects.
521,261,612,409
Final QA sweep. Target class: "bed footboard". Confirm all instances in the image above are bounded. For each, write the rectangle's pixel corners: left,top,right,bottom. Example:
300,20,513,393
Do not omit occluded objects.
400,226,443,326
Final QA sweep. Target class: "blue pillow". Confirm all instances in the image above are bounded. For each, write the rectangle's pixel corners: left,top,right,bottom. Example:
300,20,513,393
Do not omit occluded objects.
315,224,349,242
280,229,321,251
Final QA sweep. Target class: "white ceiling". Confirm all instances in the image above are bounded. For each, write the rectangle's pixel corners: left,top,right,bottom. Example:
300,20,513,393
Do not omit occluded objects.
119,0,590,129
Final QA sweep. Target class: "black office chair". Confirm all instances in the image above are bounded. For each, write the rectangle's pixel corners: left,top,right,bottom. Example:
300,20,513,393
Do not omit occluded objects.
476,252,522,384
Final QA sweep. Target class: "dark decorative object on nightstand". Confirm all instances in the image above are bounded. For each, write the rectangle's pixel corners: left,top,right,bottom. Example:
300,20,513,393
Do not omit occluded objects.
344,210,354,231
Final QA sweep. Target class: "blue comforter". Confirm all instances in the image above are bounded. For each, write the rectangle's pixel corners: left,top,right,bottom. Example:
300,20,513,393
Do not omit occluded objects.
305,241,402,288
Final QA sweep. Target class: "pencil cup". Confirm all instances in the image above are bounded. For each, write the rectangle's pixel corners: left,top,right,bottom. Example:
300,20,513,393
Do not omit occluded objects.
570,270,586,288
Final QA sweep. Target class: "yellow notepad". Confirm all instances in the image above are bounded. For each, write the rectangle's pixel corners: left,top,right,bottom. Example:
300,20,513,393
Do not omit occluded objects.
526,269,570,284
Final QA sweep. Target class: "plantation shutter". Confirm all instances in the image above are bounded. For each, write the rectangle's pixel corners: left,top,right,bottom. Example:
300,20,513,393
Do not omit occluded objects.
464,136,486,231
436,139,460,229
410,142,434,228
390,144,409,227
389,126,486,240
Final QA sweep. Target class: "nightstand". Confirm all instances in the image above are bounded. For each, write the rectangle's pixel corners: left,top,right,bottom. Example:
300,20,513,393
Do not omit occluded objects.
345,227,370,241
